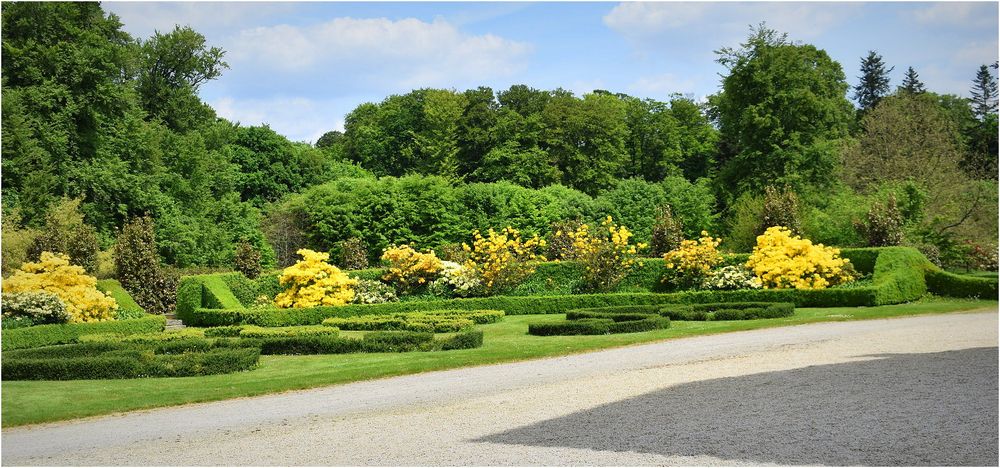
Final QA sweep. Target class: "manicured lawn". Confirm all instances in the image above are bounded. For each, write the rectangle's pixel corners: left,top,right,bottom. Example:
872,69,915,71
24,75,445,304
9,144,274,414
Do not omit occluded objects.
2,297,995,428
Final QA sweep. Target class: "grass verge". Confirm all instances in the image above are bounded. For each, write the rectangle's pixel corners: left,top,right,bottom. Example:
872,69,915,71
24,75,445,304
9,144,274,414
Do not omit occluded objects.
2,297,995,427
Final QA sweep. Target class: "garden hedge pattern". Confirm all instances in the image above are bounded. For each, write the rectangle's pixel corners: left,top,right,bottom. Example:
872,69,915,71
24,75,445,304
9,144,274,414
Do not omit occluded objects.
1,315,166,351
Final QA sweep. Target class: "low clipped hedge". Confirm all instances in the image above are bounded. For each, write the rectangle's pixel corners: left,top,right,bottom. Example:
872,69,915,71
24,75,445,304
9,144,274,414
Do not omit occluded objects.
2,341,260,380
1,315,166,351
322,314,474,333
529,312,670,336
234,329,484,355
79,328,205,344
96,279,146,319
239,325,340,338
925,270,999,298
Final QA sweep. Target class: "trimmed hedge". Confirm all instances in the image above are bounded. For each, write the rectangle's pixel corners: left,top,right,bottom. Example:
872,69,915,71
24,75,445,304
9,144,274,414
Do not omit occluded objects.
528,315,670,336
1,315,166,351
242,329,484,355
3,347,260,380
239,325,339,338
79,328,206,344
925,270,999,299
95,279,146,319
530,302,793,336
322,314,474,333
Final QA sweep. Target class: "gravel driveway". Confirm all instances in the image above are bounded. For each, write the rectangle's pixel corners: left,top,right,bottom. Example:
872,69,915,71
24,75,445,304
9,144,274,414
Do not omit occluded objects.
3,310,997,466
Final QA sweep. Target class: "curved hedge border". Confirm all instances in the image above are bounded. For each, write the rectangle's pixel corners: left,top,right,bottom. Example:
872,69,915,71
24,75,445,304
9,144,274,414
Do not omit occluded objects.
226,329,484,355
2,341,260,380
1,315,166,351
176,247,997,327
527,302,794,336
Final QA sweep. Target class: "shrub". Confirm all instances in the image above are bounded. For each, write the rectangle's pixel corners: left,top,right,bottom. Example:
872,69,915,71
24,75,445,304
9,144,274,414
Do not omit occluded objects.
1,315,166,350
662,232,723,289
322,314,475,333
248,329,483,355
274,249,357,308
567,216,647,292
233,239,263,279
115,216,176,315
2,347,260,380
4,252,118,322
435,243,469,263
747,227,856,289
239,325,340,338
352,279,399,304
26,198,99,273
204,326,246,337
463,227,545,294
79,327,206,344
546,219,585,260
528,311,670,336
338,237,370,270
650,204,685,257
925,270,998,298
1,291,71,324
96,279,146,320
758,186,802,235
429,261,482,298
857,194,904,247
381,244,444,294
701,265,763,290
1,209,40,278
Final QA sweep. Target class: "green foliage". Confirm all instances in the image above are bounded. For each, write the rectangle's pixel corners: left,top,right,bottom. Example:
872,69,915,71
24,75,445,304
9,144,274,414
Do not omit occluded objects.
853,50,894,114
1,292,71,325
337,237,370,270
95,279,146,319
238,325,339,338
758,186,802,235
858,194,904,247
2,346,259,380
925,270,998,298
115,216,176,314
650,204,684,256
1,314,166,350
529,306,670,335
26,198,100,273
322,314,475,333
233,239,262,279
711,25,853,201
246,329,483,355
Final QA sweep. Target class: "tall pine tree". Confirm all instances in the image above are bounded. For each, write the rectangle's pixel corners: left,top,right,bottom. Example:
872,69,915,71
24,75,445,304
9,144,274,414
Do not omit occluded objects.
971,64,998,120
853,51,894,113
899,66,926,94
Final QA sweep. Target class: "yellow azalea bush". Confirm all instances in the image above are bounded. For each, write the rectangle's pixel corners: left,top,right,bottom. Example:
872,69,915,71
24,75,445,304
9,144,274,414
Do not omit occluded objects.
463,227,545,294
4,252,117,322
569,216,646,291
381,244,444,293
662,231,723,288
274,249,357,308
747,226,856,289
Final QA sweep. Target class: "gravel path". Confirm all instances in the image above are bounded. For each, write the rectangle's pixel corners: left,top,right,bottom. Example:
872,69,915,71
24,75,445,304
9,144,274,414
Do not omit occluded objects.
3,310,997,466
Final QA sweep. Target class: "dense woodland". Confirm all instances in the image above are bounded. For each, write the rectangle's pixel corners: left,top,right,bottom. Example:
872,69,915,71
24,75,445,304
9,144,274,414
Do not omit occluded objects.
2,3,997,296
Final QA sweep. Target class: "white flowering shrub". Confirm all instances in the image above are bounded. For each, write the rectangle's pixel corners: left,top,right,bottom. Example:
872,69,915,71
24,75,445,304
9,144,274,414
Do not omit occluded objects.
429,261,482,298
352,279,399,304
701,265,763,290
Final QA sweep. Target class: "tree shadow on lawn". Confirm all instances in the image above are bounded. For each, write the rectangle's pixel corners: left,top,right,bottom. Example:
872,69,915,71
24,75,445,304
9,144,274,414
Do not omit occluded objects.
476,347,998,466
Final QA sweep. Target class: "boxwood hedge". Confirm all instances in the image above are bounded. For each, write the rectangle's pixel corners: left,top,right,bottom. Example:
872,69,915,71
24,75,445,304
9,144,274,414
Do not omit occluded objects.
1,315,166,351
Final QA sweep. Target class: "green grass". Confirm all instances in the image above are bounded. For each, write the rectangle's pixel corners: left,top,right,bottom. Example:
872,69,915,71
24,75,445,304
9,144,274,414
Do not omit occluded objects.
2,297,994,428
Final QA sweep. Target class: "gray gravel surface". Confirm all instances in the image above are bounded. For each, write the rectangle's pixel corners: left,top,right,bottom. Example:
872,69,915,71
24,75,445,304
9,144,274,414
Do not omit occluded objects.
3,310,997,466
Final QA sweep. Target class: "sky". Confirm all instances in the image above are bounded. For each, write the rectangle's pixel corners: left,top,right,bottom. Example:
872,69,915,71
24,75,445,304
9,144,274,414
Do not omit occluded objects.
104,1,1000,143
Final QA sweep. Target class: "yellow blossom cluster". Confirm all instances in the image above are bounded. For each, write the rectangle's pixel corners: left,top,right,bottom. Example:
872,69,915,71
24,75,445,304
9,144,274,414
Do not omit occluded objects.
274,249,357,308
380,244,444,293
4,252,118,322
462,227,545,294
661,231,723,288
746,226,856,289
567,216,646,291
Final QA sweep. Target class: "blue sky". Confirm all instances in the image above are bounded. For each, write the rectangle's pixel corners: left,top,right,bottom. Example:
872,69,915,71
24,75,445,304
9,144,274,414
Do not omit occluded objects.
105,1,999,143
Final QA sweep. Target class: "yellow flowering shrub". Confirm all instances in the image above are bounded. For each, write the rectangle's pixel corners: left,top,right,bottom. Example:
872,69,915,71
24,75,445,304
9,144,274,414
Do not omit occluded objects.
381,244,444,294
747,226,856,289
568,217,647,291
3,252,117,322
662,231,723,288
463,227,545,294
274,249,357,308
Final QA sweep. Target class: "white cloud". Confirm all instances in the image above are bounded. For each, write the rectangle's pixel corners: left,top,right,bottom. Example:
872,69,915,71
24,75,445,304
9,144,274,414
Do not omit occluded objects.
604,2,861,43
104,2,292,39
211,96,350,143
225,17,533,89
909,2,997,28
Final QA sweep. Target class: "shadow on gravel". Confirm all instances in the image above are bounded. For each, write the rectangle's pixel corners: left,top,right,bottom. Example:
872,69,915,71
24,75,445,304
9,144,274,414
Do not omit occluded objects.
477,347,999,466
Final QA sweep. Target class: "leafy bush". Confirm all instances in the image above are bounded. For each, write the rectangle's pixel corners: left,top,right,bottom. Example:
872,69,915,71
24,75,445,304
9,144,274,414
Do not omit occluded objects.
702,265,763,290
115,216,176,315
759,186,802,235
381,244,444,294
650,204,685,257
1,209,40,278
4,252,118,322
26,198,99,273
546,219,585,261
747,227,855,289
337,237,369,270
857,194,904,247
567,217,646,292
1,315,166,350
274,249,357,308
662,232,723,288
1,291,71,324
428,261,482,298
352,279,399,304
233,239,262,279
463,227,545,294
